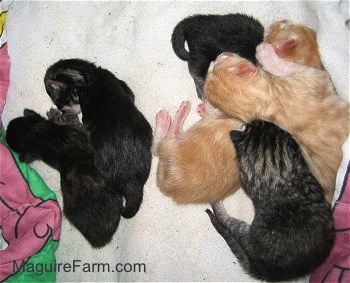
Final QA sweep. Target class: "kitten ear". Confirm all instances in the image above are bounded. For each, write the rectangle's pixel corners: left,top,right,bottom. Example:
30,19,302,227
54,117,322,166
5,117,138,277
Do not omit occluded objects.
230,130,245,144
287,137,300,154
19,153,36,163
275,39,297,57
227,62,256,77
45,79,67,99
23,109,42,119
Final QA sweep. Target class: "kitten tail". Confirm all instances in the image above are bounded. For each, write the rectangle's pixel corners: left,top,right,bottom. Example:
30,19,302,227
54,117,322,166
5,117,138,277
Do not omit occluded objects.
121,181,144,218
171,20,190,61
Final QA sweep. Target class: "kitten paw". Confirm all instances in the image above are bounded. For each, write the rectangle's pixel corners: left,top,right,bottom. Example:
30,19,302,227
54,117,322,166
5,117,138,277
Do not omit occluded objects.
155,110,172,139
47,108,66,125
167,101,191,139
197,102,206,117
256,42,279,70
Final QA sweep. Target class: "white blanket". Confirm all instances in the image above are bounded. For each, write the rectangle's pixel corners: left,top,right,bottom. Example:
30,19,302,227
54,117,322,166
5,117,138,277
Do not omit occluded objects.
3,1,349,282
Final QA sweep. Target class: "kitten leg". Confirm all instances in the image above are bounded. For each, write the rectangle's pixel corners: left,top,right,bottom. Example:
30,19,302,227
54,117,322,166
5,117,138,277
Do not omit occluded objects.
152,110,172,154
206,208,252,272
256,43,309,77
167,101,191,139
211,201,250,236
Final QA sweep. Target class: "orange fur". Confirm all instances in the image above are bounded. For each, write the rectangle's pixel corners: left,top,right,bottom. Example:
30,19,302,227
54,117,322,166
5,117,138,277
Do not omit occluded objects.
205,20,350,202
153,106,243,204
265,19,322,69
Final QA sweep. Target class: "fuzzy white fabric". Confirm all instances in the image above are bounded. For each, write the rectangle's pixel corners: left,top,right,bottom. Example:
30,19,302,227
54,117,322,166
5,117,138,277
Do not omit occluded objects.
2,1,349,282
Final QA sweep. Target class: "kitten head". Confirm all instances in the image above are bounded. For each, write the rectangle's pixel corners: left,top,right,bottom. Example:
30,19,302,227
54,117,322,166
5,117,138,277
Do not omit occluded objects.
44,59,96,113
44,59,136,114
6,109,46,163
230,121,302,176
265,19,322,69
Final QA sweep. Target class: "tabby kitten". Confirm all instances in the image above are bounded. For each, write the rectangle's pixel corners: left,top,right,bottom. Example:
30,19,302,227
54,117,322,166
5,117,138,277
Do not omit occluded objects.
6,109,122,248
207,121,334,282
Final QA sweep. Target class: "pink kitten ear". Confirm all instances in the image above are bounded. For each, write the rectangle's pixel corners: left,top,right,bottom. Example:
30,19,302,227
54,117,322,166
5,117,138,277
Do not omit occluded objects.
45,79,67,91
275,39,297,56
227,62,256,77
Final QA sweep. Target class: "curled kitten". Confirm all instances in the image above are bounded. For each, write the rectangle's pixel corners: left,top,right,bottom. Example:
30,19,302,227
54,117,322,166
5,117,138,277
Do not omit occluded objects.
207,121,334,282
44,59,153,218
153,101,243,204
171,13,264,99
6,109,122,248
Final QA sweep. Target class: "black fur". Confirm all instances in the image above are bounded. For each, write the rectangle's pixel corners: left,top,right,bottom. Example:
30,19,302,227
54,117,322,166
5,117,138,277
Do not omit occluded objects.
6,109,122,248
44,59,153,218
171,13,264,98
206,121,334,282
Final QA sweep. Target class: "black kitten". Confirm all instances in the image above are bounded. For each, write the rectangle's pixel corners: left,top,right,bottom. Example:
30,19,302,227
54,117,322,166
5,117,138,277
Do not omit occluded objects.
171,13,264,98
206,121,334,282
6,109,122,248
44,59,153,218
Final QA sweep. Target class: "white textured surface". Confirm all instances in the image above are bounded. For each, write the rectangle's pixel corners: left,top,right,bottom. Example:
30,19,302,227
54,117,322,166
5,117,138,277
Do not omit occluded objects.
2,1,348,282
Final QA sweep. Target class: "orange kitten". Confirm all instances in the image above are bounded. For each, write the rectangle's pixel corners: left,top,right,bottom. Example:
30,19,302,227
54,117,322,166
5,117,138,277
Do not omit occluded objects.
152,101,243,204
205,20,350,202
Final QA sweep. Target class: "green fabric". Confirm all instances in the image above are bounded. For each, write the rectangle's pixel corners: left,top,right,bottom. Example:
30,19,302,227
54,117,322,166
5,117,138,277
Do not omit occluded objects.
1,128,61,283
0,130,57,202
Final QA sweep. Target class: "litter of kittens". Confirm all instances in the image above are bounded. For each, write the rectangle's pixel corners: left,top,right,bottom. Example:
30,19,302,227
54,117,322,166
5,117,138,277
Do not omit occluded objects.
1,1,349,282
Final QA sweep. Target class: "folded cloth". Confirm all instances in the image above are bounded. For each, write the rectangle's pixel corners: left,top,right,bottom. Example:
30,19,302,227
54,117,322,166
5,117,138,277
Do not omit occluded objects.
0,2,62,281
310,137,350,282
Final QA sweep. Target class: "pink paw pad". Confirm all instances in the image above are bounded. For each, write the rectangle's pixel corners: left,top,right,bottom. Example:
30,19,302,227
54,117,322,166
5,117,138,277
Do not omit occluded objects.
197,102,206,117
256,42,276,62
167,101,191,139
176,101,191,118
155,110,172,139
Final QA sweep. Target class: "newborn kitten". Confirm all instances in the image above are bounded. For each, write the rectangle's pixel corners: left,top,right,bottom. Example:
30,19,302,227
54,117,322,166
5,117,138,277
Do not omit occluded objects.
44,59,153,218
205,20,350,202
6,109,122,248
171,13,264,98
207,121,334,282
153,101,243,204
